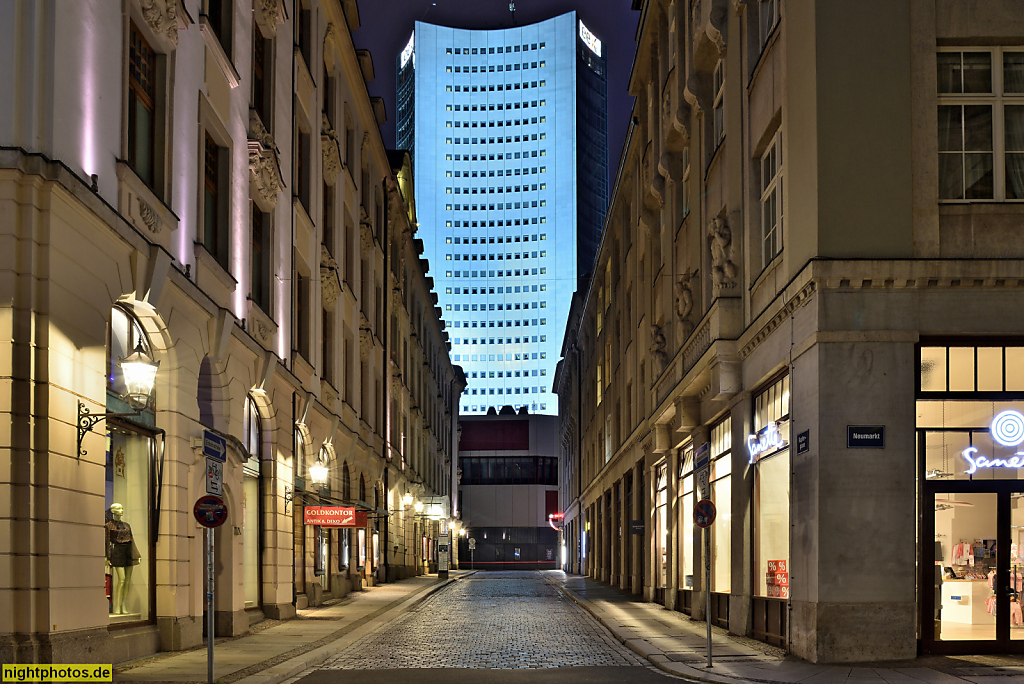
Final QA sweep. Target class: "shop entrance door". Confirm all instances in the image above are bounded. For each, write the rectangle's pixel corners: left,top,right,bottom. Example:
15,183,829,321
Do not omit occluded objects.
923,484,1024,654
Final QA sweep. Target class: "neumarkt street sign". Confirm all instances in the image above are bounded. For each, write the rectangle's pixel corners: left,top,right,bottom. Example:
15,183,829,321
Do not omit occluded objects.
847,425,884,449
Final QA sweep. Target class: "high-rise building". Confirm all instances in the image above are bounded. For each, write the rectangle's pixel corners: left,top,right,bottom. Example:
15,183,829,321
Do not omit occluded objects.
397,12,608,416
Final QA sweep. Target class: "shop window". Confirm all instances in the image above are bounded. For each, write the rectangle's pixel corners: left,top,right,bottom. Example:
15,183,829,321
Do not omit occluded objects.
655,463,669,589
105,307,156,625
752,375,791,599
678,445,695,590
921,344,1024,393
242,395,263,608
710,418,732,593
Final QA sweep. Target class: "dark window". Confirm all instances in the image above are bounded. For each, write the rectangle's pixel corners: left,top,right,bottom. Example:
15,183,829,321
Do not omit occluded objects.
322,308,334,382
128,22,157,188
252,23,271,126
298,7,312,69
251,207,270,311
203,133,229,267
296,130,311,213
295,270,310,359
207,0,232,57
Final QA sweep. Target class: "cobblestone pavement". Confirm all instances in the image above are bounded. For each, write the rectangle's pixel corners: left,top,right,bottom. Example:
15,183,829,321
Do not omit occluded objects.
319,571,650,670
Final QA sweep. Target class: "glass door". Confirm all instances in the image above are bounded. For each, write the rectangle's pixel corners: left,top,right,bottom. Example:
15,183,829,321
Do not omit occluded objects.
924,486,1024,653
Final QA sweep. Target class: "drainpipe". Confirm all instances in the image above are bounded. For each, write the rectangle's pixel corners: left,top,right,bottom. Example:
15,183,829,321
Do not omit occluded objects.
381,175,390,583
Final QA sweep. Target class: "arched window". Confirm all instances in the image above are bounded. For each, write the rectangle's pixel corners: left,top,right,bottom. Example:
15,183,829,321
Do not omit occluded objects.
242,395,261,458
342,462,351,500
242,394,262,608
108,305,154,404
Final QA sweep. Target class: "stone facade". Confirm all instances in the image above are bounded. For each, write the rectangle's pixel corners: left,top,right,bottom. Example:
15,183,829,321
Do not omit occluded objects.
555,0,1024,664
0,0,462,665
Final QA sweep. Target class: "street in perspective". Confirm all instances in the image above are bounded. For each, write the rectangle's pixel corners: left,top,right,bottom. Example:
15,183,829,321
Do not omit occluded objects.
7,0,1024,680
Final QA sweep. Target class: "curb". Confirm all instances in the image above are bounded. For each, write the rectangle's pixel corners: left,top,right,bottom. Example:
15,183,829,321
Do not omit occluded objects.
548,579,764,684
237,573,470,684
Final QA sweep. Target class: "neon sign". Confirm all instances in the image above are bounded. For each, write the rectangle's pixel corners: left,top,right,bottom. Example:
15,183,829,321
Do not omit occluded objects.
747,421,787,464
962,410,1024,474
579,21,601,57
400,31,415,68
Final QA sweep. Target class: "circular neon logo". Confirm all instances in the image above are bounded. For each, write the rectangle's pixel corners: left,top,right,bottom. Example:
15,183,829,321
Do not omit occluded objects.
992,410,1024,447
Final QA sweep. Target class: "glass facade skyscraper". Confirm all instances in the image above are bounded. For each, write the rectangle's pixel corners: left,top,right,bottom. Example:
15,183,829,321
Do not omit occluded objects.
397,12,607,416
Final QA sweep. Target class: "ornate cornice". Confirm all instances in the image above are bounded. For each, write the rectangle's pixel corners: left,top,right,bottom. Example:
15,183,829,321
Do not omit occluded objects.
739,280,817,359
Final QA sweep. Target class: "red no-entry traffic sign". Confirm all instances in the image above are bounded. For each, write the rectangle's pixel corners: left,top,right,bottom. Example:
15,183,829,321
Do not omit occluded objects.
694,499,716,528
193,495,229,528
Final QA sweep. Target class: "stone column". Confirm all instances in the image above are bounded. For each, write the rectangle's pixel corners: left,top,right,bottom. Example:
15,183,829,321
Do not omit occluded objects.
619,477,629,591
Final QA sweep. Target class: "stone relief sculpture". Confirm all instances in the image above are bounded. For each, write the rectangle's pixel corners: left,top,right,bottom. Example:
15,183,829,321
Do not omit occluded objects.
674,271,694,338
319,244,341,311
248,111,284,208
650,324,668,366
141,0,178,45
359,328,373,360
321,112,343,182
137,197,162,234
708,217,738,291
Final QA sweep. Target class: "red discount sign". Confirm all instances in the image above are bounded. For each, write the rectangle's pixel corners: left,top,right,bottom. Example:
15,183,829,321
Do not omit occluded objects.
766,559,789,598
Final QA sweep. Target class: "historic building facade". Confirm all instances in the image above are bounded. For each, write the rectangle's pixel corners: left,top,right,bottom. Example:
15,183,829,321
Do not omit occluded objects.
0,0,462,664
556,0,1024,664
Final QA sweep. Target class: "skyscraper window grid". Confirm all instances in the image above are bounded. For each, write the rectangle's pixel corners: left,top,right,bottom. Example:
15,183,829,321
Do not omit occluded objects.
397,12,608,416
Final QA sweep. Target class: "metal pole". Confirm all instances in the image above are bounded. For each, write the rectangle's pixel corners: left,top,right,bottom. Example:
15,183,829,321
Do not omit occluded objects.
207,527,215,684
705,526,712,668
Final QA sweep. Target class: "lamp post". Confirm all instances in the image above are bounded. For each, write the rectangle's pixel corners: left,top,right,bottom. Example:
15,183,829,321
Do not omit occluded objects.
77,343,159,457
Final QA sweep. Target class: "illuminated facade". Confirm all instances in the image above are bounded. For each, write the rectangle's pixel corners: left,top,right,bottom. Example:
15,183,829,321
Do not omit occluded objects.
396,12,608,416
0,0,462,664
556,0,1024,666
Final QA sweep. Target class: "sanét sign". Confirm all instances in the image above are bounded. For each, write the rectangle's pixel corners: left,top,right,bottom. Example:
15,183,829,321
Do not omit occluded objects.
963,410,1024,474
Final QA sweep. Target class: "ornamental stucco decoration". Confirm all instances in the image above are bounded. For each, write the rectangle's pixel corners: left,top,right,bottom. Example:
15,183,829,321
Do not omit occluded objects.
649,324,668,366
248,111,284,208
137,197,162,233
253,0,282,37
320,244,342,311
708,217,738,291
359,208,374,252
674,271,695,338
321,112,343,182
141,0,178,45
359,328,373,360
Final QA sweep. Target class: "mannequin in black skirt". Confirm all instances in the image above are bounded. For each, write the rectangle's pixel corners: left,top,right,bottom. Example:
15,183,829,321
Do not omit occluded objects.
105,503,137,614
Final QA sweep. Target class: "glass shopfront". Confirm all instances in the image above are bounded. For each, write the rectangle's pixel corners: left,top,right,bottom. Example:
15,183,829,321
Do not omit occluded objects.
105,306,156,625
919,343,1024,655
710,419,732,593
655,463,669,589
751,375,791,647
678,445,695,592
242,396,262,609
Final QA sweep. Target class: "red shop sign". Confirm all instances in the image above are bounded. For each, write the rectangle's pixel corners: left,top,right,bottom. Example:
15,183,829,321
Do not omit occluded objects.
303,506,368,527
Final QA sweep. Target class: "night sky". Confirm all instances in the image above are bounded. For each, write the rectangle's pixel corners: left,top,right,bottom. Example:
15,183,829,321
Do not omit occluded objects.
353,0,641,189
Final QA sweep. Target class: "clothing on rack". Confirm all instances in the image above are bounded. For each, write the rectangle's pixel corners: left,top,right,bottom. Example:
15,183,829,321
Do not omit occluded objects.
952,541,975,567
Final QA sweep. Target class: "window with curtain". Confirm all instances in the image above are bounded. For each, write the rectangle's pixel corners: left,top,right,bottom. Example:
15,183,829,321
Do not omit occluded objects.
938,48,1024,201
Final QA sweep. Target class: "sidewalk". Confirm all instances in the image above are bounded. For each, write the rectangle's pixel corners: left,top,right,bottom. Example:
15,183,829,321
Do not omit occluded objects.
114,571,473,684
551,573,1024,683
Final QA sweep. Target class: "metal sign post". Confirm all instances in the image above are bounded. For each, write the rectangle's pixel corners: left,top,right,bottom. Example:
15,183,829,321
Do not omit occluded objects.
704,527,712,668
694,498,717,669
206,527,214,684
194,495,228,684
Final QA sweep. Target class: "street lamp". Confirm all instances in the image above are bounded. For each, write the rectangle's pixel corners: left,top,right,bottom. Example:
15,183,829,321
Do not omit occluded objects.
77,343,159,457
402,492,414,508
308,458,329,488
414,500,424,514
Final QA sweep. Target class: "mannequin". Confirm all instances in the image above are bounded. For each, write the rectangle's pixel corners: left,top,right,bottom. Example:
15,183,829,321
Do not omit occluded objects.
105,503,138,614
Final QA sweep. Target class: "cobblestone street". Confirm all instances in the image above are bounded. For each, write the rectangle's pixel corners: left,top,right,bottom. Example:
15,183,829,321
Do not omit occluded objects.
293,571,679,684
